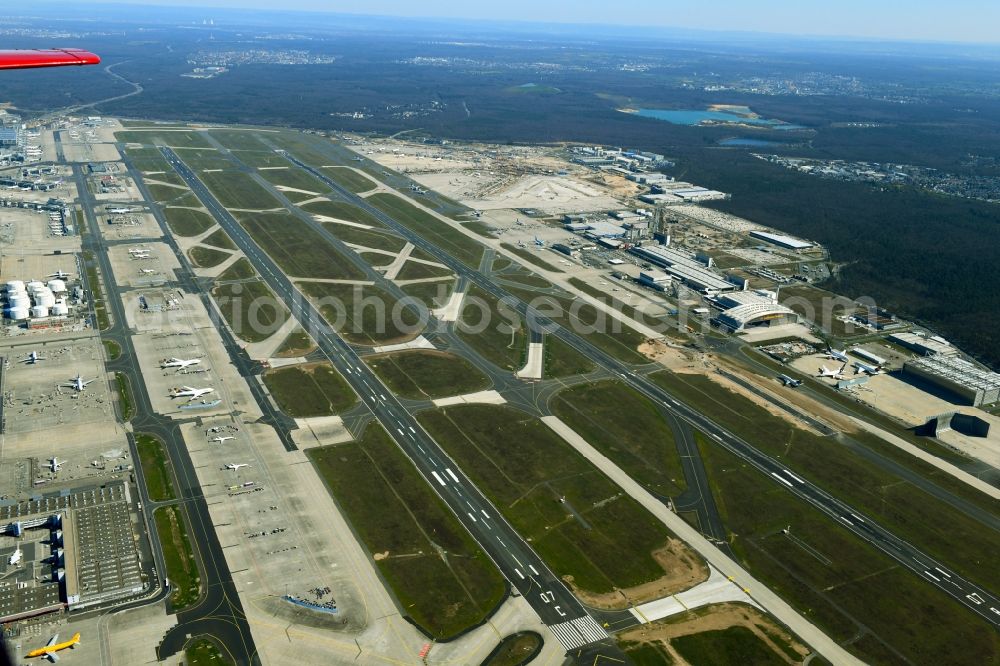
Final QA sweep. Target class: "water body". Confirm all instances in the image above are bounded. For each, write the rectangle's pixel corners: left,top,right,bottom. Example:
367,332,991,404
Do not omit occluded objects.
633,107,806,131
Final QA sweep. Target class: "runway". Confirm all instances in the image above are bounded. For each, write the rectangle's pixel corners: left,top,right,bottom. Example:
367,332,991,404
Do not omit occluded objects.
161,148,632,657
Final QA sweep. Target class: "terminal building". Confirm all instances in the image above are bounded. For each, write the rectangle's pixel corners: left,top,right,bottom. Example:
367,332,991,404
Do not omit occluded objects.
0,481,145,623
630,244,744,293
889,332,958,357
903,356,1000,407
711,290,798,332
749,230,814,250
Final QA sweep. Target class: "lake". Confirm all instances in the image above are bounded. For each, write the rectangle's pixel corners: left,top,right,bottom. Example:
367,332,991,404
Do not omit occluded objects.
632,107,806,131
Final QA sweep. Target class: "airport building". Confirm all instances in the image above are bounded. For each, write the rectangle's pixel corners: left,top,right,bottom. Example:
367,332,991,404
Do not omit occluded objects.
889,332,958,357
0,481,145,622
903,356,1000,407
711,290,798,332
630,244,742,293
749,230,814,250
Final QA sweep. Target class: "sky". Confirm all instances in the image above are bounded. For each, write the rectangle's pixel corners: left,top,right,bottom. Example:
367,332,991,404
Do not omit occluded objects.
92,0,1000,44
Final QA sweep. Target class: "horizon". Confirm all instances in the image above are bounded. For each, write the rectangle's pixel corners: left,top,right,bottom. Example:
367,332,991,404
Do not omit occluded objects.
29,0,1000,47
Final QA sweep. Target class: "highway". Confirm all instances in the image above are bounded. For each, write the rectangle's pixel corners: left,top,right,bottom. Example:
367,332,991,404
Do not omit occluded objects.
277,153,1000,630
160,148,625,656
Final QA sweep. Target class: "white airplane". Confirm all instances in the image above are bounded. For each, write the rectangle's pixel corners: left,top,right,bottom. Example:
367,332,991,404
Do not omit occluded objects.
210,436,235,444
170,386,215,401
127,247,147,255
161,357,200,369
63,374,96,391
853,362,881,376
8,548,22,566
130,253,151,260
225,463,249,472
49,458,64,473
826,346,849,362
818,363,847,379
139,268,157,275
778,374,803,388
21,351,44,364
48,270,71,279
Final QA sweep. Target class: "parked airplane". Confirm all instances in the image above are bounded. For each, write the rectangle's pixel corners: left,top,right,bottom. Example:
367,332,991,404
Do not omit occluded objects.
211,436,235,444
534,236,545,246
8,548,22,566
139,268,158,275
818,363,847,379
26,632,81,662
826,346,849,362
63,374,96,391
49,458,64,473
48,270,71,279
21,351,44,364
778,374,803,387
225,463,249,472
854,362,881,376
130,253,151,260
170,386,215,401
161,357,200,369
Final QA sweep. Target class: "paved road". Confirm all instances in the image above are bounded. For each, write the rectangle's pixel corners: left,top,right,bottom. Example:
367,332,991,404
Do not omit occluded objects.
75,166,261,665
161,148,628,657
278,155,1000,631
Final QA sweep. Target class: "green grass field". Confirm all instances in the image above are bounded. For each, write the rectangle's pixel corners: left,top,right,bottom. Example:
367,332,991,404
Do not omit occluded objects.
200,170,283,210
395,260,453,281
418,404,678,595
216,258,255,281
212,279,288,343
368,193,484,268
301,200,387,228
147,183,191,204
163,207,216,237
263,363,357,417
238,212,366,280
136,434,176,502
299,281,424,345
483,632,542,666
83,255,110,331
114,373,134,421
189,246,232,268
695,431,999,665
258,166,330,202
116,130,213,148
323,224,407,252
500,244,565,273
102,339,121,361
672,626,784,666
457,286,526,371
231,150,288,167
199,228,236,250
542,335,595,377
551,381,687,497
499,271,553,289
308,423,505,638
400,279,455,308
274,328,315,357
650,371,1000,594
321,166,378,192
207,129,271,151
184,637,233,666
155,505,201,611
366,350,490,399
502,285,648,364
621,642,675,665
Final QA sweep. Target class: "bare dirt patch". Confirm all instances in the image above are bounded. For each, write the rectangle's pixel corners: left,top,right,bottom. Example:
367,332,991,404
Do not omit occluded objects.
567,539,709,610
618,602,810,664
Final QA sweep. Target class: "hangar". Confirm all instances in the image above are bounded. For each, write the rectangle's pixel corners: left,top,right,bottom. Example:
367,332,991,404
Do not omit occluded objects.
714,301,798,332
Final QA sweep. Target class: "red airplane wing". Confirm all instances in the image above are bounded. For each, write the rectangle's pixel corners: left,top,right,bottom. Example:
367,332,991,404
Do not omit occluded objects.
0,49,100,70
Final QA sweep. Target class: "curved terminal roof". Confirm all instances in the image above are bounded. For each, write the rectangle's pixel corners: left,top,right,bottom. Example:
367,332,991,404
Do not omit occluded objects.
717,302,796,329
